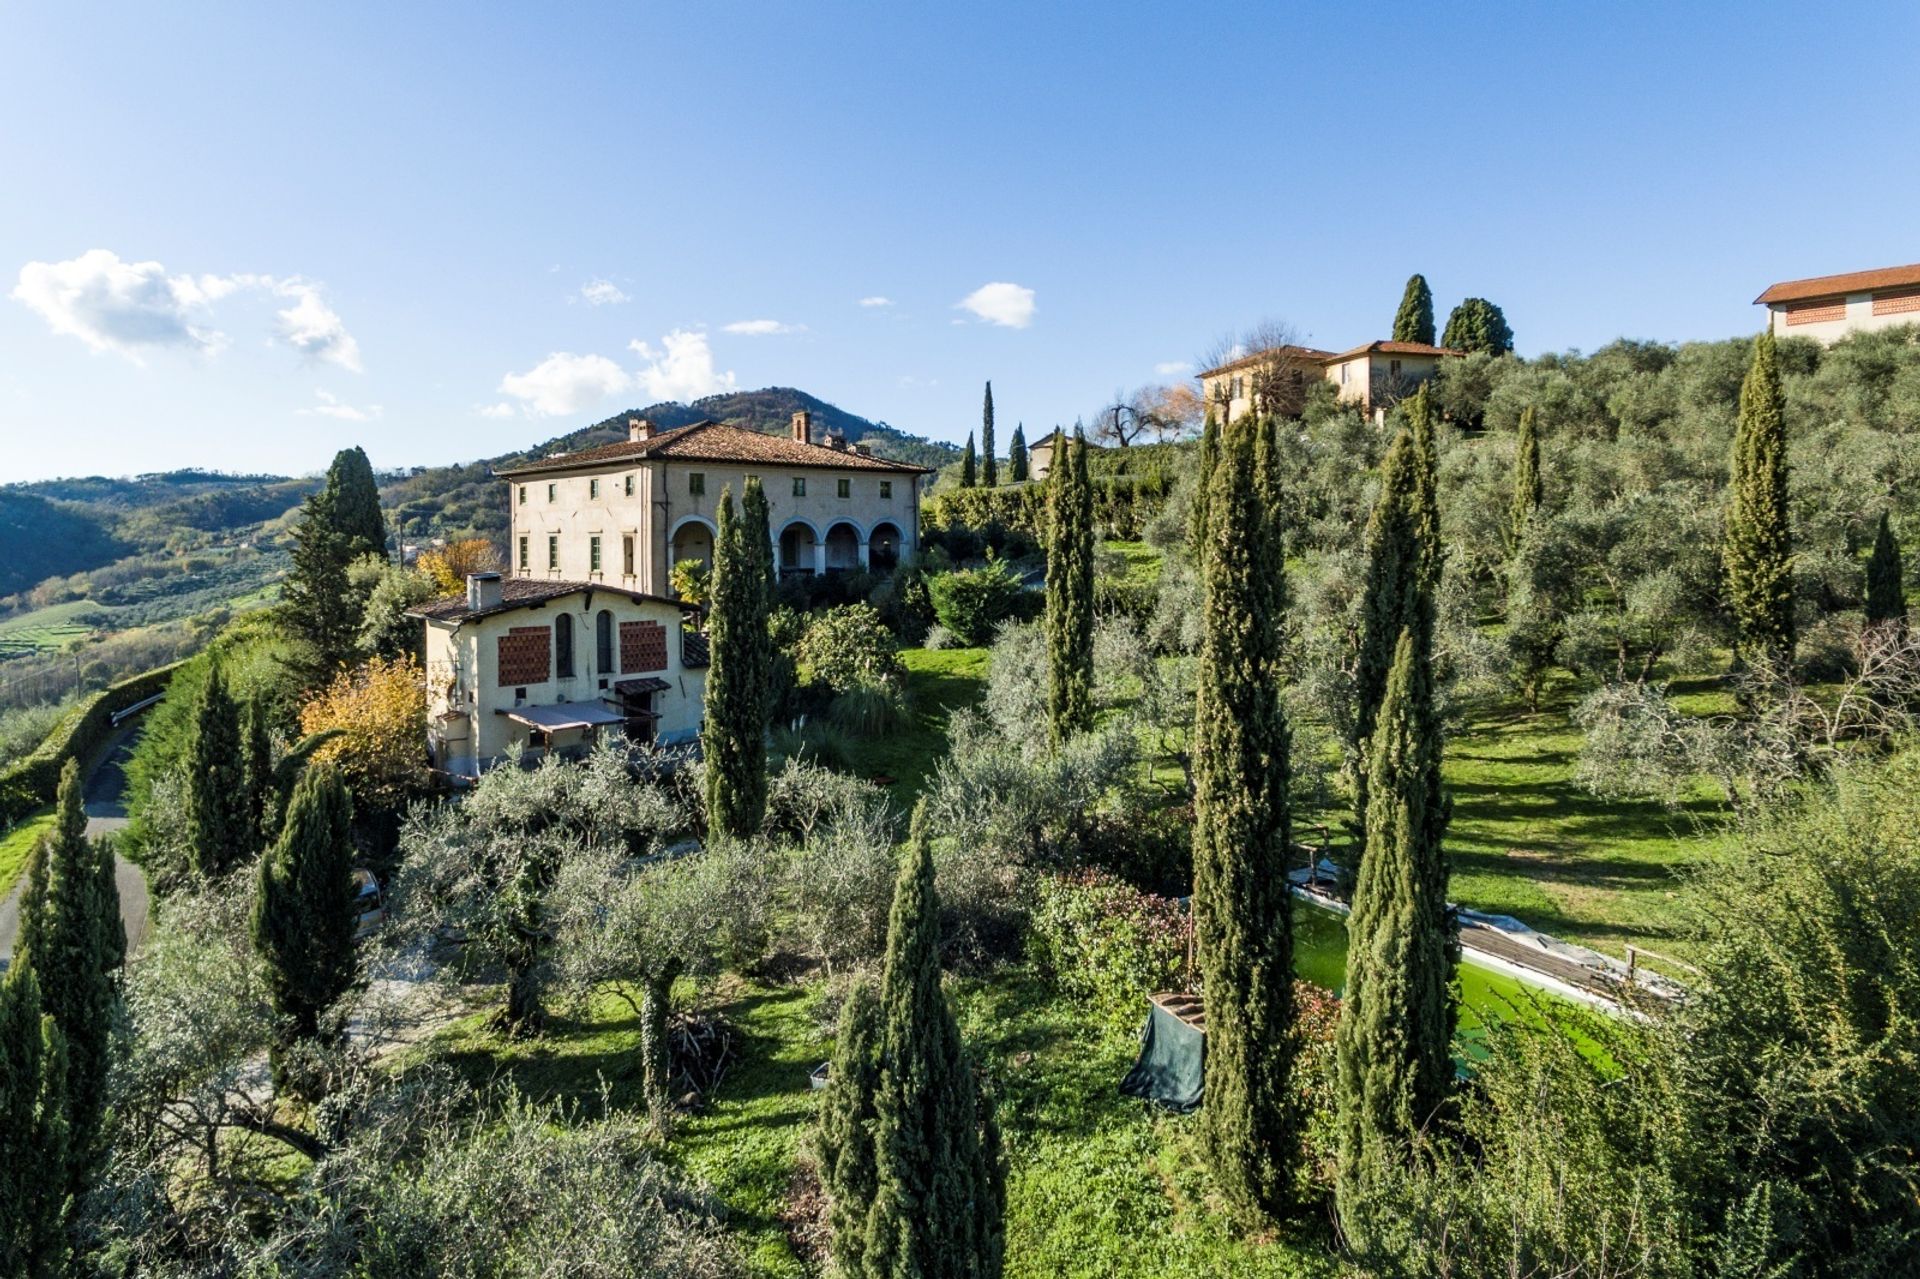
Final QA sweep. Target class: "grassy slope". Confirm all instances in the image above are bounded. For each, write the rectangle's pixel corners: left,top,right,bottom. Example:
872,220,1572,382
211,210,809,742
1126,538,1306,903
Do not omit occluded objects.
844,646,990,806
0,807,53,895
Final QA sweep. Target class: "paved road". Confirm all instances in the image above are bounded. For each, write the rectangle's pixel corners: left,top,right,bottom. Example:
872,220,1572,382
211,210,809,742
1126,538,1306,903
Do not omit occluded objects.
0,721,153,967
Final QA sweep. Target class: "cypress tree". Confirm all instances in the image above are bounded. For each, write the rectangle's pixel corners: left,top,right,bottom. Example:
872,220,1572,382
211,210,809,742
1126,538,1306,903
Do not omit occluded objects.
1509,404,1543,552
816,980,883,1277
740,477,777,717
1335,627,1456,1251
1046,428,1095,745
1392,274,1435,345
980,382,997,487
1008,423,1028,482
1188,412,1221,558
703,489,770,837
0,964,70,1279
1865,511,1906,629
16,758,119,1188
322,444,389,562
252,763,358,1076
187,663,252,877
961,431,977,488
1723,331,1795,670
1191,412,1301,1220
862,804,1004,1279
282,489,363,677
1440,297,1515,355
243,694,277,847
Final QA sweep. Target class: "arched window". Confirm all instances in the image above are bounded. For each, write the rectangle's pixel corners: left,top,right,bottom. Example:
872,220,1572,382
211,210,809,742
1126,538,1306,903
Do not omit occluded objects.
555,612,575,679
596,610,615,674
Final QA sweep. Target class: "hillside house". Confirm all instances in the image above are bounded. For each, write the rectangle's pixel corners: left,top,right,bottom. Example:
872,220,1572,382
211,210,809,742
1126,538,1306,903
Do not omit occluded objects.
1755,262,1920,345
1198,339,1464,422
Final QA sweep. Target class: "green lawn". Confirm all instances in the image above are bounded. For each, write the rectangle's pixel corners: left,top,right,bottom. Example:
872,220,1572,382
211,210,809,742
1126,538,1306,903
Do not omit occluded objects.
844,645,990,806
0,807,54,896
0,600,110,656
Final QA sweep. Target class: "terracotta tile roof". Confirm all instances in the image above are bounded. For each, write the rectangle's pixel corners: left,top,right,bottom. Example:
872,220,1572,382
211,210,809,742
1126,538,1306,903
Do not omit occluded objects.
494,420,931,478
1321,340,1466,362
1754,263,1920,306
1196,345,1339,379
408,577,687,623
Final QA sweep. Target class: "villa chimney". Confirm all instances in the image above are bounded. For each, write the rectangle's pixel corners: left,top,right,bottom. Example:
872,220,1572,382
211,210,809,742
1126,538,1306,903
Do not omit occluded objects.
790,410,812,443
467,572,504,612
826,428,846,450
628,417,655,442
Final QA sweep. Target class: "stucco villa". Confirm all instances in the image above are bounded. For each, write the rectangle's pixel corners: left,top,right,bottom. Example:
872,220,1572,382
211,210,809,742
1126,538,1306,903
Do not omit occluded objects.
1198,339,1464,422
1756,262,1920,345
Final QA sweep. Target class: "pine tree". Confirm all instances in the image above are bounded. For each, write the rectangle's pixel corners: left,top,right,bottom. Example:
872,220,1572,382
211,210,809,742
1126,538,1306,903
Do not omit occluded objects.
980,382,998,487
1509,405,1543,552
187,663,252,877
243,694,277,847
0,964,70,1279
282,489,363,677
1191,412,1301,1220
1723,331,1795,670
862,805,1005,1279
1335,627,1456,1250
252,763,358,1077
1865,511,1905,629
1046,428,1095,745
16,758,119,1189
703,489,770,837
1008,423,1028,482
816,980,883,1277
961,431,977,488
322,445,389,562
1441,297,1515,355
1392,274,1435,345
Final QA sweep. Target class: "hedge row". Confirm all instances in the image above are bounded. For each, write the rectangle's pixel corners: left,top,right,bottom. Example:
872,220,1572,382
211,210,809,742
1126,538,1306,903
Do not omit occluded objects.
0,660,184,827
922,471,1176,543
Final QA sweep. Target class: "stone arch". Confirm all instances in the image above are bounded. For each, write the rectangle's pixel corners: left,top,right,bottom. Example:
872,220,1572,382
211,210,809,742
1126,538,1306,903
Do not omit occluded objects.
868,520,904,572
778,519,820,575
668,514,716,568
824,520,863,572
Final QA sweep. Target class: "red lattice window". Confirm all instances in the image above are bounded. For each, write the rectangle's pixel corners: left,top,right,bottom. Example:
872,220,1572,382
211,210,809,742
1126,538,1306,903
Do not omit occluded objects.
497,626,551,686
1785,298,1846,325
620,620,668,673
1872,287,1920,317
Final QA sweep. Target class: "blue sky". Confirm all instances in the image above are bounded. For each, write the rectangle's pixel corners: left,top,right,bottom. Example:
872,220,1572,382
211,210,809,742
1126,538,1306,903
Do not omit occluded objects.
4,1,1917,482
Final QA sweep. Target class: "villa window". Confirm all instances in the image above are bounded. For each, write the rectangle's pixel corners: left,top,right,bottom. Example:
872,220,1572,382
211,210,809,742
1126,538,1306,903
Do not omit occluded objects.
546,482,556,503
517,535,529,571
1389,359,1402,376
547,535,558,571
589,535,602,573
589,478,600,500
555,613,575,679
689,472,706,496
624,473,634,496
518,485,526,505
596,610,615,673
880,481,892,499
792,476,806,497
623,534,635,576
837,477,851,499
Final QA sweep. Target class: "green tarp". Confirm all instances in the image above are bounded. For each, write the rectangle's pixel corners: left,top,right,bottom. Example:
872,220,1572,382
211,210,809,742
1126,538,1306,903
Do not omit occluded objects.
1119,1001,1205,1113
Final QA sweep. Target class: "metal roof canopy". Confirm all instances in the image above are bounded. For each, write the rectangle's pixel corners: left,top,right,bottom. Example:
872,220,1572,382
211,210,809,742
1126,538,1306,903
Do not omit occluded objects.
613,676,671,695
500,702,629,732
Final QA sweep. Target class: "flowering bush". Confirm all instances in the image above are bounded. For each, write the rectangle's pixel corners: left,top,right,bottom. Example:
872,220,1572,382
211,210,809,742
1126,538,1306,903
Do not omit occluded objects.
1029,869,1193,1025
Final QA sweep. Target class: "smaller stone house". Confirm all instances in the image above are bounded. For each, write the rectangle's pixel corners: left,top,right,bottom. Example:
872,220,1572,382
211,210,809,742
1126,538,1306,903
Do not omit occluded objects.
1755,262,1920,345
1198,339,1463,422
411,573,707,779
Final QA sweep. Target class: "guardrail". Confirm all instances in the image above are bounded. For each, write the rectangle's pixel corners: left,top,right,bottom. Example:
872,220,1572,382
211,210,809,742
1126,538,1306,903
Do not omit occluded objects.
110,693,164,728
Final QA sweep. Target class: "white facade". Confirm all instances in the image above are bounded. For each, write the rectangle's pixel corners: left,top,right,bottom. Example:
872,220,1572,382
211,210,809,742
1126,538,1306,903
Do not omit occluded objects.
1757,265,1920,346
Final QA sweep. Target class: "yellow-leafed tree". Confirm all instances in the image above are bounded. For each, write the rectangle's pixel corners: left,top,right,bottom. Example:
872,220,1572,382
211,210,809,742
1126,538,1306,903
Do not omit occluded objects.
299,655,428,806
418,539,502,595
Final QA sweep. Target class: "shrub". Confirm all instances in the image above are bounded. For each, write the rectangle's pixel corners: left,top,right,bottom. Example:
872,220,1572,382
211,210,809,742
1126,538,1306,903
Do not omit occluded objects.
927,560,1024,645
795,604,905,695
298,655,428,811
770,719,855,774
789,796,899,971
1028,869,1192,1025
923,624,956,651
826,686,906,738
669,557,712,609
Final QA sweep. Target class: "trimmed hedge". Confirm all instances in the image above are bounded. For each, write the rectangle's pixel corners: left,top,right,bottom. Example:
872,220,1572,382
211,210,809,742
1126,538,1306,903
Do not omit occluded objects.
922,471,1175,544
0,661,184,827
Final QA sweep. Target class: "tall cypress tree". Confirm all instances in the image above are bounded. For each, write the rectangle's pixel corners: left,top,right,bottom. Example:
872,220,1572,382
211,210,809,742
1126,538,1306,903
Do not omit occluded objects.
321,445,389,562
1008,423,1028,482
816,980,883,1277
252,763,358,1077
862,805,1005,1279
961,432,977,488
740,477,777,718
1335,627,1456,1251
1188,412,1221,558
16,758,119,1187
1392,274,1435,345
282,489,363,677
0,964,70,1279
980,382,998,487
187,663,251,877
1509,404,1543,553
1865,511,1905,629
702,489,770,837
1723,331,1795,670
1046,428,1095,745
243,694,277,848
1191,412,1301,1220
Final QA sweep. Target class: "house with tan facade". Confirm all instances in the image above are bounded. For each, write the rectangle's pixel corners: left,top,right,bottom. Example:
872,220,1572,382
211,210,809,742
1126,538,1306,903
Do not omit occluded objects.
1756,262,1920,345
1198,339,1464,422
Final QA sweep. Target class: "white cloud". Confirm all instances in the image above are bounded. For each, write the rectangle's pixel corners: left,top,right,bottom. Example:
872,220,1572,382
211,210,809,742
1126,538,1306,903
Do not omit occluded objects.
628,329,735,402
498,352,633,417
297,388,382,421
858,296,893,308
580,278,629,306
477,401,517,419
957,281,1035,329
10,249,363,370
1155,360,1193,376
722,318,803,336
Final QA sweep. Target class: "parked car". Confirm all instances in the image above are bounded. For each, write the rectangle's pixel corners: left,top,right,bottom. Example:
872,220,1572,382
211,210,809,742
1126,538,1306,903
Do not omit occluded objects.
353,868,386,937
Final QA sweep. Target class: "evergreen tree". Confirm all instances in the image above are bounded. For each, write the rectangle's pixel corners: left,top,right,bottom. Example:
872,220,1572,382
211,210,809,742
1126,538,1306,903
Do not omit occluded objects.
702,489,770,837
1188,412,1222,559
862,805,1005,1279
739,477,777,716
1191,412,1301,1220
187,663,252,877
0,964,70,1279
1723,331,1795,669
243,694,277,848
980,382,998,487
16,759,119,1188
816,981,883,1277
1865,511,1906,629
1045,428,1095,745
1335,628,1456,1250
1008,423,1028,482
1441,297,1515,355
1392,274,1435,346
252,763,358,1076
961,431,977,488
282,489,363,677
1509,404,1543,552
322,445,389,562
